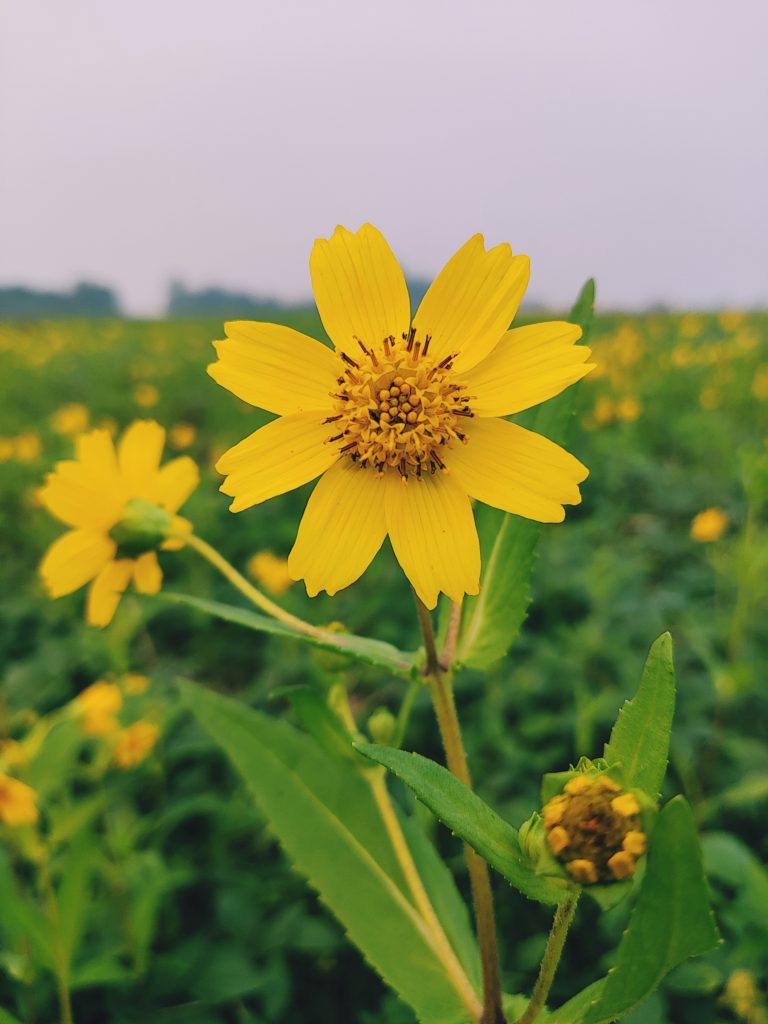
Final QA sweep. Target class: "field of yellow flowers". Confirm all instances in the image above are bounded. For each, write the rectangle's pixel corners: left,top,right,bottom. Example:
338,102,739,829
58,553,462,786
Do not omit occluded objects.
1,309,767,1024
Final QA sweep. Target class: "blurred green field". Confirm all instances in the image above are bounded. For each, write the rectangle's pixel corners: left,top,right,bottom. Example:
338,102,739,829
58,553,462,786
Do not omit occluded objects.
1,309,767,1024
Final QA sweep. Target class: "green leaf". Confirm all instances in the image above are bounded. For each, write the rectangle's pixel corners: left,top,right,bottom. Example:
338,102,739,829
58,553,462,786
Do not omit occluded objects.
580,797,719,1024
357,744,569,906
604,633,675,799
0,1009,24,1024
179,680,479,1024
57,829,100,965
272,685,361,763
455,280,595,670
160,592,417,676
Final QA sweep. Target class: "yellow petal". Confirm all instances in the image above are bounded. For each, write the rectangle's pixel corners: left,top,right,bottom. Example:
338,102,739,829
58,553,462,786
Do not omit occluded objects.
161,515,192,551
412,235,530,373
288,460,387,596
39,529,116,598
447,418,588,523
208,322,338,415
75,429,120,480
461,322,595,417
133,551,162,594
152,456,199,513
310,224,411,352
384,471,480,608
118,421,166,497
216,412,337,513
86,559,134,627
38,462,124,530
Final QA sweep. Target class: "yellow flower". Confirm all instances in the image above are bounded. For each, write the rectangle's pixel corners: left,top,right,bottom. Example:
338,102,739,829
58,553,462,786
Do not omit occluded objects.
247,551,293,595
169,422,197,449
38,421,199,626
122,673,150,695
133,383,160,408
76,681,123,735
113,721,160,768
14,432,41,462
51,403,90,436
691,507,728,543
0,773,39,826
616,397,641,422
752,364,768,400
208,225,593,607
592,396,615,425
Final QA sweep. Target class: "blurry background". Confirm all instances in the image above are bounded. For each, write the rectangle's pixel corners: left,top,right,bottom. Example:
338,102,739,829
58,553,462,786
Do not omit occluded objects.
1,4,768,1024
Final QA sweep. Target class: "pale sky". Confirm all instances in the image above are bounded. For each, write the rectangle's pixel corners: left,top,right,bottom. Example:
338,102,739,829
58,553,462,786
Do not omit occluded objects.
1,0,766,315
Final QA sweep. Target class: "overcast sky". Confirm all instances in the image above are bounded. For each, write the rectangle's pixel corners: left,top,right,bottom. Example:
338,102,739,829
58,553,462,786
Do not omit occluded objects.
1,0,766,315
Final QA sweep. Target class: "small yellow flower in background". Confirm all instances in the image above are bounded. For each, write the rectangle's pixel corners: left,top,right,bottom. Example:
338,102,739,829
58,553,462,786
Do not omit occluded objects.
113,721,160,769
76,681,123,735
51,402,90,436
752,365,768,401
679,314,703,339
592,396,615,425
718,311,745,333
38,421,199,627
133,383,160,408
122,673,150,695
616,397,641,422
691,507,728,543
14,432,42,462
208,224,594,608
247,551,294,595
0,773,39,827
0,739,27,769
169,423,197,450
699,386,720,411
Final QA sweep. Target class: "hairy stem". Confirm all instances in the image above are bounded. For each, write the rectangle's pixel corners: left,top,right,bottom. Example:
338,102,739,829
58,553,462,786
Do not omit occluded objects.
514,894,580,1024
415,595,506,1024
369,771,483,1021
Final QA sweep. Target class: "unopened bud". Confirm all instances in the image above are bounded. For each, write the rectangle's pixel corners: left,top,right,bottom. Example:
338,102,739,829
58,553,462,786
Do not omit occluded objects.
367,708,397,745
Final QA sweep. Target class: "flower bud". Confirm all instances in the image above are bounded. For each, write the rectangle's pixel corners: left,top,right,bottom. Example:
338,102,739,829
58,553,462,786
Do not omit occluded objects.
110,498,173,557
540,772,649,884
367,708,397,745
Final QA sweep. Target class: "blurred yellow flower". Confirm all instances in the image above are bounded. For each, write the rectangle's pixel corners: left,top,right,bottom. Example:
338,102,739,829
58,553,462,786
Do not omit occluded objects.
691,507,728,543
593,396,615,425
76,680,123,735
248,551,294,595
38,421,199,627
169,422,197,449
616,397,641,422
51,403,90,436
122,672,150,695
133,383,160,408
14,432,42,462
0,739,27,769
209,224,593,607
752,365,768,401
679,314,703,339
718,311,745,333
98,416,119,437
699,386,720,411
0,773,39,826
114,721,160,769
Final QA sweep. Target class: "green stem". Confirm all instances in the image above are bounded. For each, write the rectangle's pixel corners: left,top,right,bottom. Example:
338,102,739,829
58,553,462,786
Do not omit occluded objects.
514,894,580,1024
38,860,74,1024
393,677,422,748
415,595,506,1024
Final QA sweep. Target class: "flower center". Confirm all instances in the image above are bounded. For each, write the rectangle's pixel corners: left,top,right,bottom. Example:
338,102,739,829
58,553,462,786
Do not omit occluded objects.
325,330,473,478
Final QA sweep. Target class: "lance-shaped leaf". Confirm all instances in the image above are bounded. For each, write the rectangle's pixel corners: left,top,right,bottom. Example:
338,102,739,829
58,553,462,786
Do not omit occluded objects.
179,680,480,1024
604,632,675,800
160,592,417,676
550,796,719,1024
357,744,569,906
455,279,596,670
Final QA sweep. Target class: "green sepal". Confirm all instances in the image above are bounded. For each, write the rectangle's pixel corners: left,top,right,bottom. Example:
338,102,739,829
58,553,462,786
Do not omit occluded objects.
109,497,172,557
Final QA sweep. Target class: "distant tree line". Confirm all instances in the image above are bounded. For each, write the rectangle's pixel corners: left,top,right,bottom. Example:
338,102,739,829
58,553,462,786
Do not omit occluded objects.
0,283,120,318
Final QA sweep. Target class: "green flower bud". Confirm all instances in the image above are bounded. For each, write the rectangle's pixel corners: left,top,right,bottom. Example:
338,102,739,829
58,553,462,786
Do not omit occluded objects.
110,498,173,557
367,707,397,745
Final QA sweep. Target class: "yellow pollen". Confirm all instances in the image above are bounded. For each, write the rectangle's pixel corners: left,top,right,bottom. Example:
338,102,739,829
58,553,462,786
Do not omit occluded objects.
622,830,647,856
547,825,570,855
542,795,568,827
564,775,592,795
328,329,473,477
607,851,637,880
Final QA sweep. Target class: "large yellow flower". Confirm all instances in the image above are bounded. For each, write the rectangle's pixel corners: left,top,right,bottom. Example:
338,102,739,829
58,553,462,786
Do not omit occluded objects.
209,225,594,608
38,421,199,626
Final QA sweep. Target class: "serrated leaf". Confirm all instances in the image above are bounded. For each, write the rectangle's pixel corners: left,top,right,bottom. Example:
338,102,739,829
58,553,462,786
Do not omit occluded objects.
581,797,719,1024
358,744,568,906
604,633,675,800
160,592,416,676
179,680,479,1024
455,280,595,670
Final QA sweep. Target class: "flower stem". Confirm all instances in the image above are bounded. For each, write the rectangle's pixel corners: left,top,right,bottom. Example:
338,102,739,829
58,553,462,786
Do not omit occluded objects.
513,894,580,1024
368,770,483,1021
181,531,329,641
415,595,506,1024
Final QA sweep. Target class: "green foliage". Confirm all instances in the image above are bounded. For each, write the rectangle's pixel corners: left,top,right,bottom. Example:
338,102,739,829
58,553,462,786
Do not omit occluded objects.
456,280,596,670
357,744,568,906
604,633,675,799
179,679,480,1024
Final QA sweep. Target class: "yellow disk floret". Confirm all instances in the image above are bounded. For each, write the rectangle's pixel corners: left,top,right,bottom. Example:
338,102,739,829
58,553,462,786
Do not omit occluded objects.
542,773,647,884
